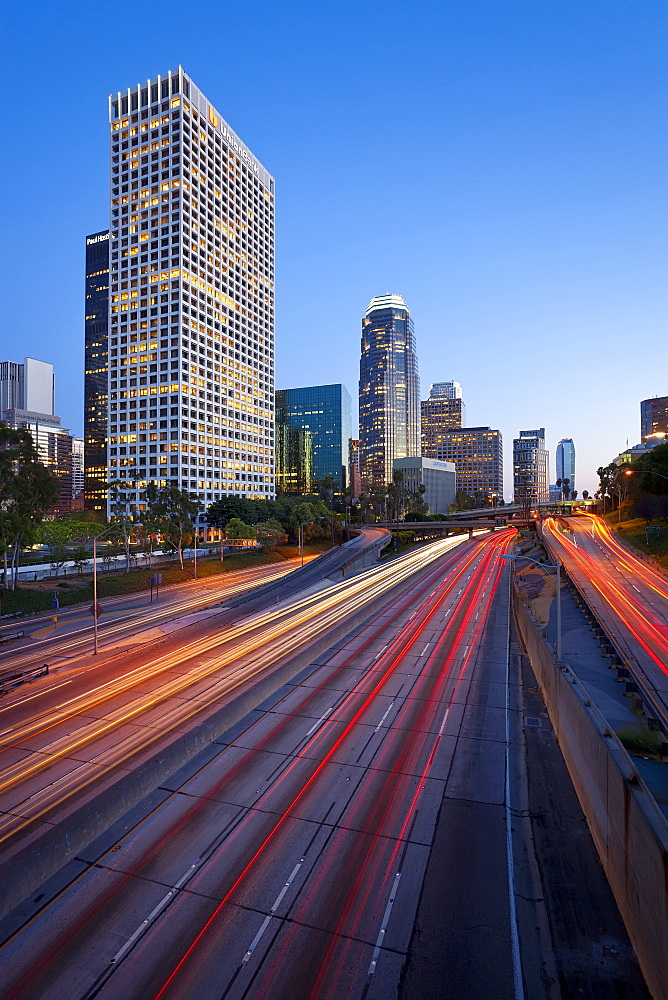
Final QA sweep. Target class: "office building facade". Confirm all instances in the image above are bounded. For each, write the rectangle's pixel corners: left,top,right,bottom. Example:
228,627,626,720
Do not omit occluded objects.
555,437,575,492
359,294,420,491
85,230,110,510
348,438,361,499
421,381,466,457
107,67,274,517
435,427,503,503
0,408,78,514
393,456,456,516
640,396,668,445
0,358,54,415
275,424,313,495
513,428,549,503
275,384,352,493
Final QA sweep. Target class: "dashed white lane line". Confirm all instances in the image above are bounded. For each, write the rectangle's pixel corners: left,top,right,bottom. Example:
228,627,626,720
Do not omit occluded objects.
374,702,395,733
110,858,201,965
306,706,333,737
243,860,303,962
367,871,401,975
420,642,431,656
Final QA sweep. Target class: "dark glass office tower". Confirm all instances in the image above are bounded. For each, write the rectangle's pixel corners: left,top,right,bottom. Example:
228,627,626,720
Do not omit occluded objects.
84,230,110,510
275,384,352,493
359,295,420,491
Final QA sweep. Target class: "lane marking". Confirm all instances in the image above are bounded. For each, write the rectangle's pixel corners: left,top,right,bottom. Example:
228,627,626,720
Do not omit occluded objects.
504,569,526,1000
437,707,450,736
110,858,201,965
0,678,72,716
374,701,395,732
367,872,401,975
305,706,333,737
420,642,431,656
242,860,303,962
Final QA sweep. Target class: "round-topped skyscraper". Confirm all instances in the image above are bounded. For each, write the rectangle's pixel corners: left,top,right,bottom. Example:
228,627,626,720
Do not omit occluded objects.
359,294,420,491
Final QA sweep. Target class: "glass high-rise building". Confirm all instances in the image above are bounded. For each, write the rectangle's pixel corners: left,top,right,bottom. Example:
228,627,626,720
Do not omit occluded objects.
107,68,275,517
84,230,110,510
555,437,575,491
275,384,352,493
421,381,466,457
640,396,668,444
436,427,503,503
513,428,549,503
359,294,420,491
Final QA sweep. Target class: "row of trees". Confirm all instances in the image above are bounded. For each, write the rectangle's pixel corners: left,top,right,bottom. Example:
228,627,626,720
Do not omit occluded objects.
597,443,668,519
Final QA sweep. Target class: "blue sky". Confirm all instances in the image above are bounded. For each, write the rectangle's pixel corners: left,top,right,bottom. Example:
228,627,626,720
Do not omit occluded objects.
1,0,666,497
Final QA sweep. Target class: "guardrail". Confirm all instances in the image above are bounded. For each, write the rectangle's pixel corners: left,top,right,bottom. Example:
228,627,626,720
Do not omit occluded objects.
0,630,25,645
541,536,668,743
0,663,49,695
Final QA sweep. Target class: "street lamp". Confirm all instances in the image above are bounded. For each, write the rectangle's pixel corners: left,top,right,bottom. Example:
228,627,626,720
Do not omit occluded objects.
298,517,322,567
625,468,668,483
91,521,137,654
502,552,562,661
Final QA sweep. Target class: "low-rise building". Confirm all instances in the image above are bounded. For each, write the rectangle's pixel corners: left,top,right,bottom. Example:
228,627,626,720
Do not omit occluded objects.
393,457,456,517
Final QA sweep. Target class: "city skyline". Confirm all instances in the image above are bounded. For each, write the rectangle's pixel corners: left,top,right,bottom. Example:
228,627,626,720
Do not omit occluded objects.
2,1,667,497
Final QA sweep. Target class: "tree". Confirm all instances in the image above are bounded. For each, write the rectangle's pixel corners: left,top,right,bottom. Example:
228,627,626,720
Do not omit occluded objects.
630,442,668,497
39,521,73,578
255,518,288,551
148,484,201,569
0,427,59,588
225,517,256,539
582,490,590,500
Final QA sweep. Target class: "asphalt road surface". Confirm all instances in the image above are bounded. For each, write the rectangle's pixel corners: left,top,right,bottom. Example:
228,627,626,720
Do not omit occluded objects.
542,513,668,725
0,529,530,1000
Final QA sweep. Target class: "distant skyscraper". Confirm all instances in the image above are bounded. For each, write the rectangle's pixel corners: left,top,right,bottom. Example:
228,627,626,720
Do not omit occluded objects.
513,428,549,503
421,381,466,457
359,294,420,490
436,427,503,503
107,67,274,516
429,381,463,400
640,396,668,444
0,358,54,415
348,438,361,499
85,230,110,510
275,385,351,493
555,438,575,491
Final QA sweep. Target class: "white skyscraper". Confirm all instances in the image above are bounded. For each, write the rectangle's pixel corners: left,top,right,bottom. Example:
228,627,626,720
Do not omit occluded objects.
107,68,275,515
0,358,54,415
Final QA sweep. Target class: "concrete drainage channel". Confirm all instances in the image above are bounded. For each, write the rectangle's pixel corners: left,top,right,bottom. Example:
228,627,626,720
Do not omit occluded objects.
513,583,668,1000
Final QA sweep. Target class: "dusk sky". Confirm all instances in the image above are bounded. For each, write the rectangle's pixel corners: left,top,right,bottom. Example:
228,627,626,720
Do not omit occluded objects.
1,0,666,497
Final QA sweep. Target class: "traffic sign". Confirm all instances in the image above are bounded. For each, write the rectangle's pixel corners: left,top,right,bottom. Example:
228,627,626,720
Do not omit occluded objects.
89,603,102,618
51,597,60,610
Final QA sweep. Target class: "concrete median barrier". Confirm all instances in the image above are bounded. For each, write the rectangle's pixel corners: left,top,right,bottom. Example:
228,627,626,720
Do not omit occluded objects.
514,588,668,1000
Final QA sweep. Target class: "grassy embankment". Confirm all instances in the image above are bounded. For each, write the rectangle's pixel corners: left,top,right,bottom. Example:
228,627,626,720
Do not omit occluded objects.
601,511,668,572
0,542,332,616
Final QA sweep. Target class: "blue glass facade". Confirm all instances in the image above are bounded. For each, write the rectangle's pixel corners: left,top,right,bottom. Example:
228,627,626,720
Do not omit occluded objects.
275,384,352,492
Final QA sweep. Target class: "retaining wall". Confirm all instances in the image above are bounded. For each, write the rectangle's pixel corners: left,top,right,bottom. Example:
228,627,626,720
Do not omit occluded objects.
514,588,668,1000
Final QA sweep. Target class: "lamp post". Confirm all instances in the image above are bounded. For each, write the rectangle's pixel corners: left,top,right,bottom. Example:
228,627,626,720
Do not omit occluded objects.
91,523,132,654
298,517,322,567
502,552,562,661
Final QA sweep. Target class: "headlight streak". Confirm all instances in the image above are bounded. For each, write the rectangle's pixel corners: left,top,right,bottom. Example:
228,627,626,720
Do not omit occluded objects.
1,534,499,1000
148,532,515,1000
0,564,296,679
543,518,668,679
0,536,475,825
305,535,511,1000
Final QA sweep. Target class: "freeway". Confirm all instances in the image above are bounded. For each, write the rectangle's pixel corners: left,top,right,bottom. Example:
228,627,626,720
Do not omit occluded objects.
0,559,299,672
0,531,469,866
542,513,668,726
0,528,525,1000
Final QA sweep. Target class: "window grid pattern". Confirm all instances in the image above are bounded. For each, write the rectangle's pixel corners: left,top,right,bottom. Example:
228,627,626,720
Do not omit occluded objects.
106,67,275,515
